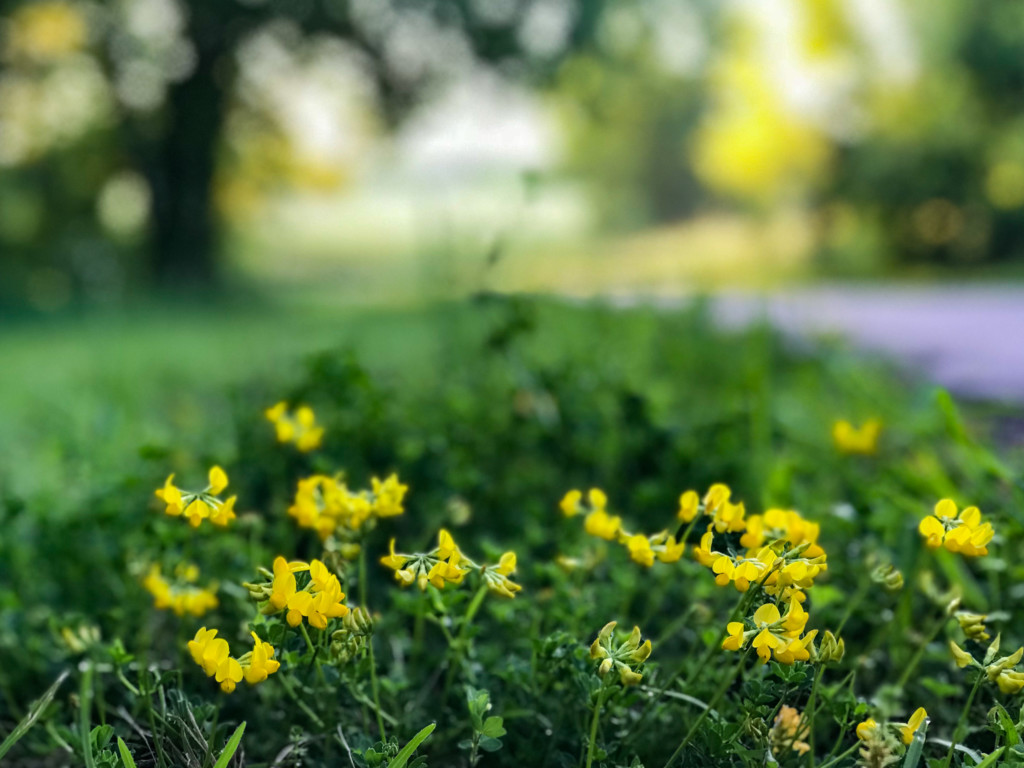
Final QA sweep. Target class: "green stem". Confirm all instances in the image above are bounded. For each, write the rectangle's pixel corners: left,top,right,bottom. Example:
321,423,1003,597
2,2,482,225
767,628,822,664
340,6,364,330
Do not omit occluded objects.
443,583,489,699
895,611,948,689
80,663,97,768
817,742,859,768
805,666,823,768
942,673,983,768
359,547,386,740
661,648,750,768
584,683,610,768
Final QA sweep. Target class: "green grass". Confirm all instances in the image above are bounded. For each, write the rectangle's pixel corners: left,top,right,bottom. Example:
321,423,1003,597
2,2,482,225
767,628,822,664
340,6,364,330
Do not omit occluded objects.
2,294,1022,768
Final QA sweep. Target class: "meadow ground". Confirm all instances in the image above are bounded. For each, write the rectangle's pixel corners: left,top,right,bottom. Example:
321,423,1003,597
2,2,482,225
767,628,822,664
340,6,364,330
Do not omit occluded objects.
2,294,1023,767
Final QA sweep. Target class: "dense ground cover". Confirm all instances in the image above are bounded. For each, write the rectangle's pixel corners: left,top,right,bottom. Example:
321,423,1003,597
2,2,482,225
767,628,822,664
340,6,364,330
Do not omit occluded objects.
1,296,1023,767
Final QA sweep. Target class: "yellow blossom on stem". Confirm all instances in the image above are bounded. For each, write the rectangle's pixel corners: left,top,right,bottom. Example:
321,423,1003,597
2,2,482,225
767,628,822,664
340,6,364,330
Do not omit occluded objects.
154,466,236,529
832,418,881,455
899,708,927,745
919,499,994,557
265,401,324,452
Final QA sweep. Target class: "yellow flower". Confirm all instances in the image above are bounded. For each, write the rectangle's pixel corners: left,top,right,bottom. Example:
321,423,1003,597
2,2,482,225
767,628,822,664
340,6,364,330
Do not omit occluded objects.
832,419,881,455
677,490,700,522
949,641,977,669
371,474,408,517
380,539,409,572
588,488,607,510
772,706,810,756
625,534,655,567
584,509,622,540
265,402,324,452
188,627,237,692
155,467,235,530
856,718,878,741
143,565,218,617
899,707,927,745
209,495,237,527
208,466,228,495
241,632,280,684
919,499,994,557
560,489,582,516
155,475,182,516
484,551,523,598
722,622,746,651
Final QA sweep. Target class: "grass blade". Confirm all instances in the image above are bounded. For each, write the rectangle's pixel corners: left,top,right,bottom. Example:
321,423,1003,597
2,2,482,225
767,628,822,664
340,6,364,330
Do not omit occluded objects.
212,722,246,768
0,670,69,760
387,722,436,768
117,736,138,768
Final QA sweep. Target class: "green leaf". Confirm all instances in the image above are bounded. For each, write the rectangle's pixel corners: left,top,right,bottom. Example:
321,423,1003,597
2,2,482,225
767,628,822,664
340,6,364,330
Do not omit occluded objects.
902,720,928,768
212,722,246,768
478,735,503,753
386,722,436,768
995,704,1020,747
0,670,69,760
975,747,1008,768
116,737,138,768
480,717,506,739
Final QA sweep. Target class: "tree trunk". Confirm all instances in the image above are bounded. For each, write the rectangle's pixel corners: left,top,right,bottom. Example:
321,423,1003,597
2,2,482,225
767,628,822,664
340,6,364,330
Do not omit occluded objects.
144,25,228,291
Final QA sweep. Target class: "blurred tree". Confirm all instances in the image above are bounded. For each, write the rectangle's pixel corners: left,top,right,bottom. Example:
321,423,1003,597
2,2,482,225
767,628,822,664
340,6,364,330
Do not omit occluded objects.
0,0,610,303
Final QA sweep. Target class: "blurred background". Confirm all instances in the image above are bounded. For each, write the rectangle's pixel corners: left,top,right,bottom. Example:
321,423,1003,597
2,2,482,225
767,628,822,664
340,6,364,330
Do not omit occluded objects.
3,0,1024,475
6,0,1024,309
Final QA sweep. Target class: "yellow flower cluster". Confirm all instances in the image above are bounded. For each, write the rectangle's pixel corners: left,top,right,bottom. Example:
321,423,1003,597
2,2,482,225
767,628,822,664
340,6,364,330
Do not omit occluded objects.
155,466,236,528
832,418,881,455
589,621,652,686
380,529,522,598
918,499,994,557
265,402,324,452
142,564,218,617
771,706,810,756
722,601,818,664
262,556,349,630
950,635,1024,694
696,528,827,602
856,707,927,745
288,473,407,542
559,488,685,567
188,628,280,693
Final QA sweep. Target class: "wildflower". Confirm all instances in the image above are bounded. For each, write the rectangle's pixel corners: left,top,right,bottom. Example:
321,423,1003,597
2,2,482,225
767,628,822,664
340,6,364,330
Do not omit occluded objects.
589,621,652,686
260,556,347,628
560,490,582,516
832,418,881,455
381,531,522,598
677,490,700,522
918,499,994,557
241,632,281,684
187,627,241,692
771,706,810,756
380,530,470,591
265,401,324,452
371,474,408,517
625,534,655,567
898,708,927,745
870,562,904,591
154,467,236,529
856,718,877,741
722,600,817,665
288,472,407,544
584,508,622,540
188,628,279,693
482,551,523,598
142,565,218,617
815,630,845,664
740,508,825,558
956,611,990,642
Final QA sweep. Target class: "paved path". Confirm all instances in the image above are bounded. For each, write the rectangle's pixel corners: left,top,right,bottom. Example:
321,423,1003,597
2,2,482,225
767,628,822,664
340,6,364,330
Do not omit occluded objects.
616,285,1024,403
